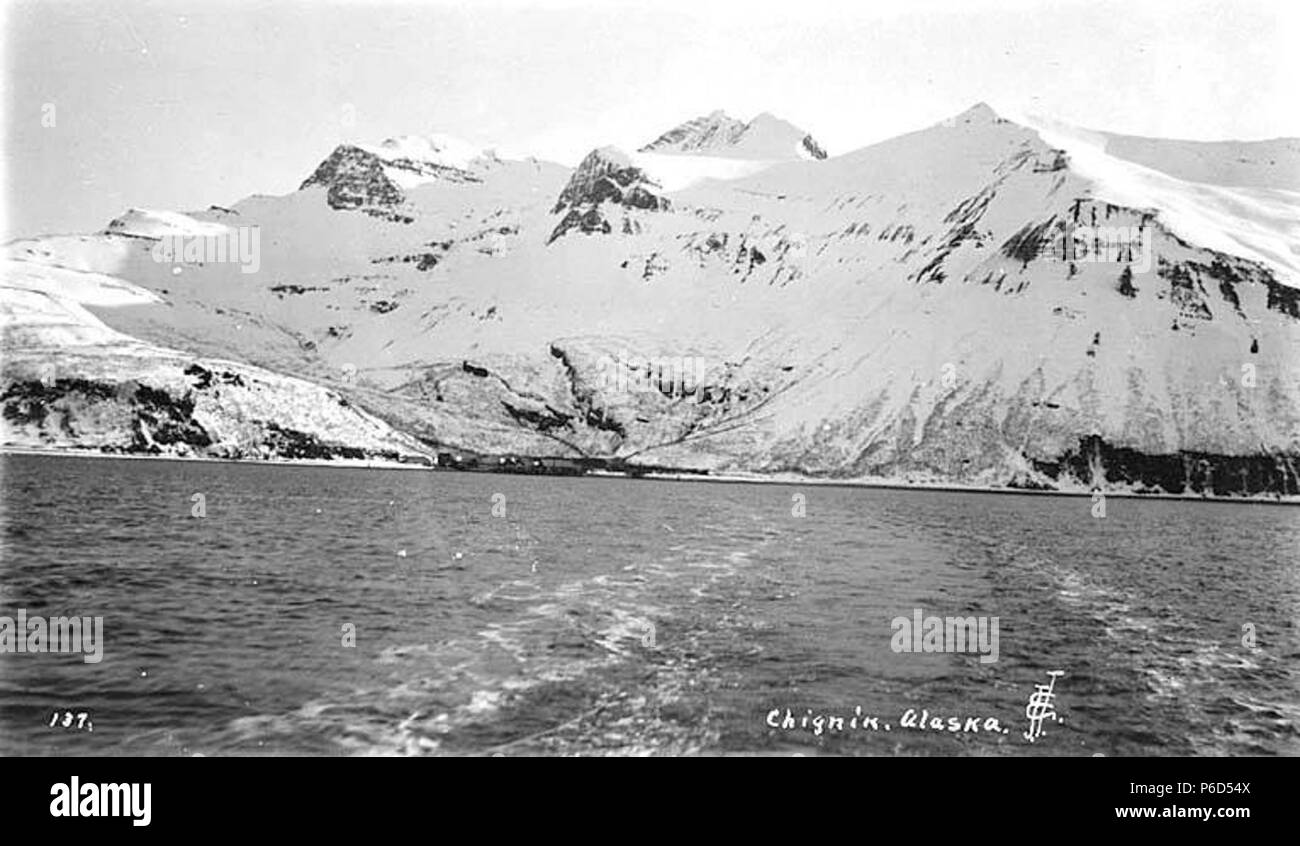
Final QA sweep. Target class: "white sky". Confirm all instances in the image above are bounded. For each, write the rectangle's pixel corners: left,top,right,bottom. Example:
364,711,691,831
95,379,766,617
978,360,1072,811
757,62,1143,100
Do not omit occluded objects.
3,0,1298,240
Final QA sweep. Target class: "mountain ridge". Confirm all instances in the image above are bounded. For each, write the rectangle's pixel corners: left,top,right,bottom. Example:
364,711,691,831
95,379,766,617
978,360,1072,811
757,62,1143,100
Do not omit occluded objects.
4,104,1298,497
639,109,828,161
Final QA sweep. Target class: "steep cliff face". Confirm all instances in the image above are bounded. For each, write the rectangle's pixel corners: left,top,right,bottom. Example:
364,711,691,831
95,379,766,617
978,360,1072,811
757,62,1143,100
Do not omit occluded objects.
4,105,1298,495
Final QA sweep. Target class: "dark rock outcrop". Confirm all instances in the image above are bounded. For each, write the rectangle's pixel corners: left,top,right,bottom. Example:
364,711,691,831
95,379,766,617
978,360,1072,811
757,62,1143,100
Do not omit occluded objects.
300,143,481,211
300,145,406,209
801,134,828,160
2,378,212,452
548,148,669,243
1032,435,1299,496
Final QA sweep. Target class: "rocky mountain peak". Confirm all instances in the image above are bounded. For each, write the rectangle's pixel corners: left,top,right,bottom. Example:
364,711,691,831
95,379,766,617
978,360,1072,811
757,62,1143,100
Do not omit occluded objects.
639,110,826,160
299,145,406,210
300,134,486,212
548,147,669,243
639,111,749,154
945,102,1007,127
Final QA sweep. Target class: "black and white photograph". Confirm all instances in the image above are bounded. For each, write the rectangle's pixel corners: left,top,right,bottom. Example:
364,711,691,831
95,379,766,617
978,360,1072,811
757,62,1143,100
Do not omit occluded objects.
1,0,1296,780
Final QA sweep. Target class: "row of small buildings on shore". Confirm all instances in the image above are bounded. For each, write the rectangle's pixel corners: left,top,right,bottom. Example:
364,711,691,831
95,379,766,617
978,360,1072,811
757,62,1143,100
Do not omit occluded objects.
396,450,707,478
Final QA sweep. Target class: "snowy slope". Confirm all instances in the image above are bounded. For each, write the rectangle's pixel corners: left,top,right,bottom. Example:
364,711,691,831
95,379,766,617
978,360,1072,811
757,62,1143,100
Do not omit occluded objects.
105,208,234,239
4,105,1298,495
1010,111,1300,287
629,110,828,191
358,133,493,189
1016,113,1300,191
1,239,430,460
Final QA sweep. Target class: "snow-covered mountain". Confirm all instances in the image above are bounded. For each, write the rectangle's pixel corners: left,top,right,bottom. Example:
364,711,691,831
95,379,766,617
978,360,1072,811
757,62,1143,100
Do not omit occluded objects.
639,109,827,161
548,147,670,243
299,133,499,215
4,104,1298,496
629,110,828,191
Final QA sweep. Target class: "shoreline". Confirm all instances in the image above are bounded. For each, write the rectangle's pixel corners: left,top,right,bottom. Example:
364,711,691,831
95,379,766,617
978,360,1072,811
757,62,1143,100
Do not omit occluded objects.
632,469,1300,506
0,445,431,472
4,445,1297,506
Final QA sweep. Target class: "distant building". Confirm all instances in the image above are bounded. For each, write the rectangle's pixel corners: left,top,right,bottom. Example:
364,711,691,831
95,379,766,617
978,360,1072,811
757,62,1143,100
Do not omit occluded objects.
400,454,433,467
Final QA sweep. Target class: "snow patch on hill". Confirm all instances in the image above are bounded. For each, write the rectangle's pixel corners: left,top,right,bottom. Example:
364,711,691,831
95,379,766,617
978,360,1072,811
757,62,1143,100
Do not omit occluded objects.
359,133,491,188
631,152,779,191
104,208,233,239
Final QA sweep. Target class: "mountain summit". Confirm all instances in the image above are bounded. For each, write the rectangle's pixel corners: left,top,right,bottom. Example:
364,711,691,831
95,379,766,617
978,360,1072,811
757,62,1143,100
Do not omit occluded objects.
548,147,669,243
639,110,827,160
299,133,494,213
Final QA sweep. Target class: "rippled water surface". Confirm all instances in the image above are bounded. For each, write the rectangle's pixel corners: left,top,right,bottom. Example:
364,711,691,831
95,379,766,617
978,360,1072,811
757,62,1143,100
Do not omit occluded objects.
1,454,1297,756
